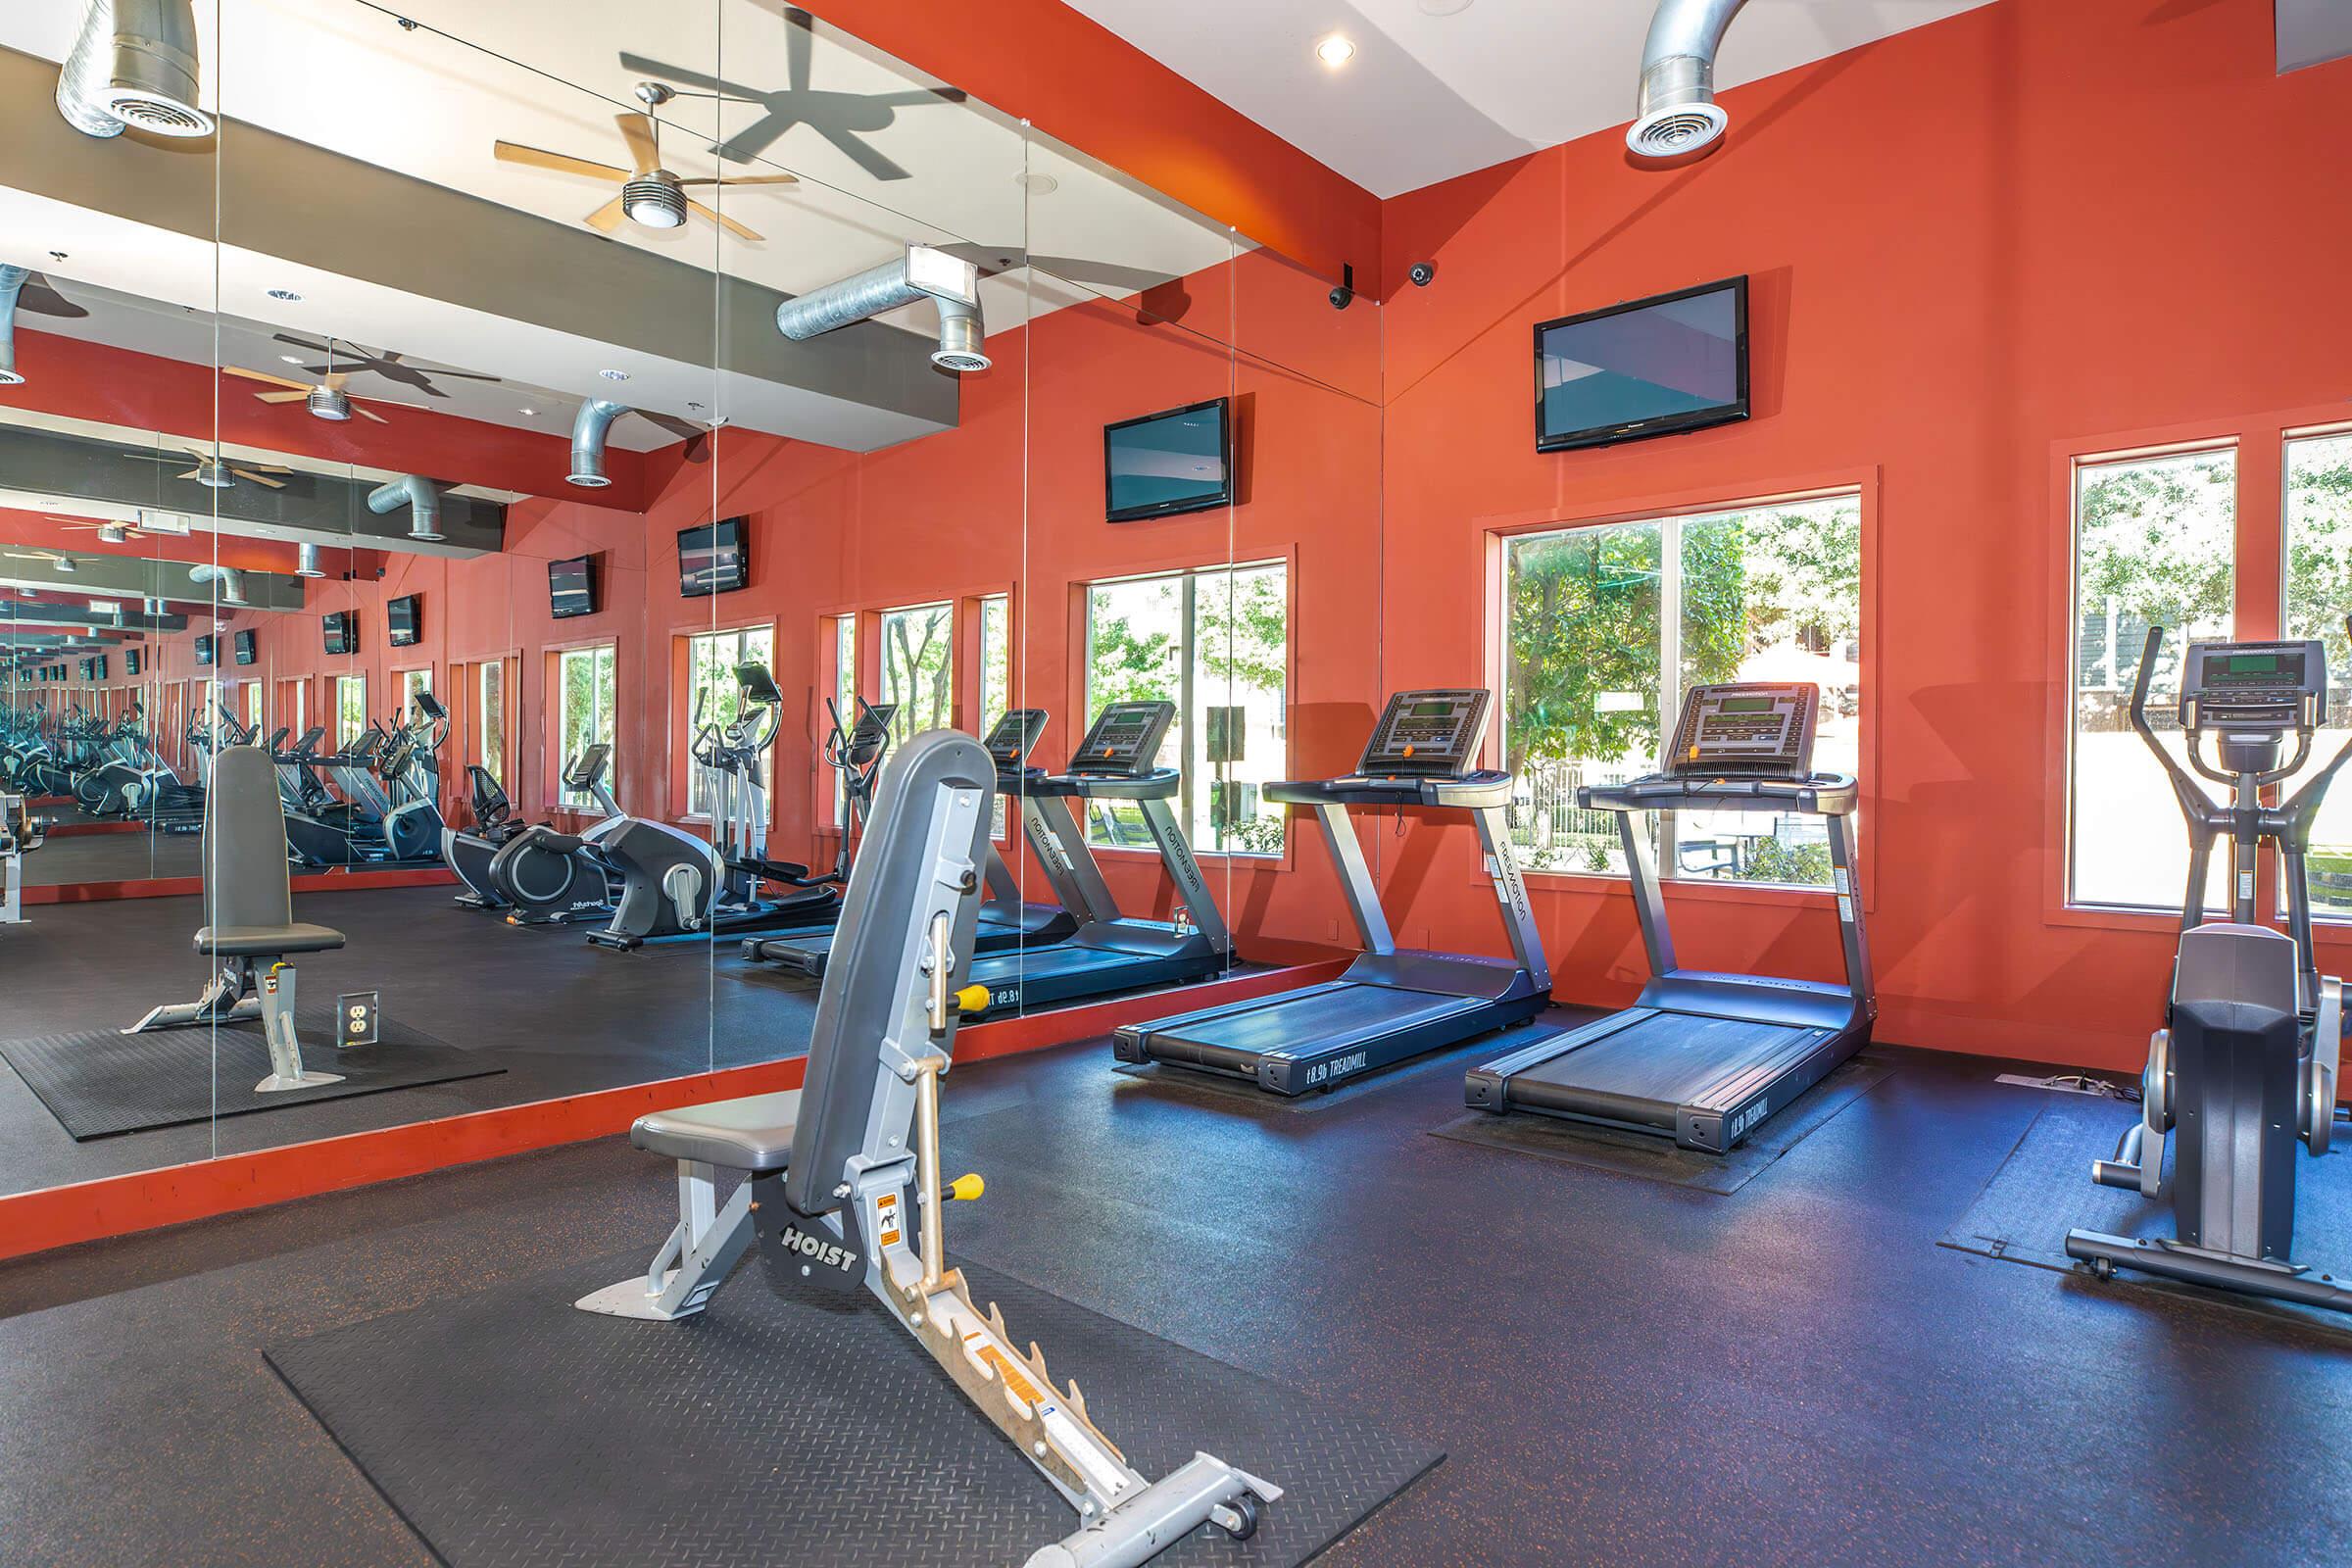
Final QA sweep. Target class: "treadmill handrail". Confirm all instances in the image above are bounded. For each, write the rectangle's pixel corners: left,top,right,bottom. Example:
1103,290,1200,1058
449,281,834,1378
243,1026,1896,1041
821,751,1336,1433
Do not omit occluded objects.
1266,768,1516,809
1027,765,1181,802
1579,772,1858,815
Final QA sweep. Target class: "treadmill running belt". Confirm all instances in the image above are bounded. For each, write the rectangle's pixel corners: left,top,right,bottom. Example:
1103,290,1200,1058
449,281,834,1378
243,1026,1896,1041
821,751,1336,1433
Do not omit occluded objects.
1159,986,1488,1057
979,943,1158,983
1508,1013,1823,1128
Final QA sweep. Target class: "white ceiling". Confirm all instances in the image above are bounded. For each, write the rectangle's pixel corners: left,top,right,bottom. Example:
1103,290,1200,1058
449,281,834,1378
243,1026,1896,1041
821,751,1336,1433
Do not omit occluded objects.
0,0,1240,451
1063,0,1999,199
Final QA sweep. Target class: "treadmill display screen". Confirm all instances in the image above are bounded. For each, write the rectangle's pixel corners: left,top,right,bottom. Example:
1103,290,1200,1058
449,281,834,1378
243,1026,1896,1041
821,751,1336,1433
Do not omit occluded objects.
1668,683,1817,778
1070,701,1175,776
1717,696,1775,713
2207,652,2298,685
1358,689,1491,776
981,709,1050,765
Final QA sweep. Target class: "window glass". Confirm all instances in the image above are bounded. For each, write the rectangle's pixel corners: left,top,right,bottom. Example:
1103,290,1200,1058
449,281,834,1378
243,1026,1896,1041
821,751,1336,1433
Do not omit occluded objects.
880,602,954,749
684,626,776,818
1501,495,1861,886
1083,563,1289,854
2068,448,2236,909
333,674,368,752
477,662,506,786
558,645,617,808
2283,431,2352,916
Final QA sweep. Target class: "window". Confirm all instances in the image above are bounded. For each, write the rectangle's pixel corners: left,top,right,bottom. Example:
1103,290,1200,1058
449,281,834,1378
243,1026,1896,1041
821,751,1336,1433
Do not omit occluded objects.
400,666,432,719
1500,495,1861,888
980,594,1010,840
2067,447,2236,909
557,645,617,808
475,661,506,786
880,602,953,749
332,674,368,752
280,678,306,744
2284,430,2352,917
684,625,775,818
243,679,261,734
1083,562,1289,856
831,614,857,828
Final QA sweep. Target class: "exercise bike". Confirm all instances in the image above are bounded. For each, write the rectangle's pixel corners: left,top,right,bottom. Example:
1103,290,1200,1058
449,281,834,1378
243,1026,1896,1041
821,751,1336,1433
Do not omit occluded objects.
2065,625,2352,1311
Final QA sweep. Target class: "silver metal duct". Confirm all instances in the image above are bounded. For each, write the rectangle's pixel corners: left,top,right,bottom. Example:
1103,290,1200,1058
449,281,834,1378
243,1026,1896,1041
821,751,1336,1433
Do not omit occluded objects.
0,265,27,386
295,542,324,578
368,474,444,542
567,399,627,489
187,563,245,606
773,244,989,374
1628,0,1747,161
56,0,216,141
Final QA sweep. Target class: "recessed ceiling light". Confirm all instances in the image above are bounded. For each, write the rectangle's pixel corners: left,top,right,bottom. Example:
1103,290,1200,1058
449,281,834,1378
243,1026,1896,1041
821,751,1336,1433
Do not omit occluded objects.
1417,0,1473,14
599,368,631,382
268,288,303,302
280,354,306,365
518,407,539,416
1316,34,1355,68
1014,172,1058,195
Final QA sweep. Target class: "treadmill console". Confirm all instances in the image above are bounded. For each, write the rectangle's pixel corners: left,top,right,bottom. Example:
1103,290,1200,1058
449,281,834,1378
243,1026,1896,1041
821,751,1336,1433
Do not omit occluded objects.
2180,640,2325,732
1664,683,1818,780
981,708,1050,767
1068,702,1174,777
1357,689,1490,778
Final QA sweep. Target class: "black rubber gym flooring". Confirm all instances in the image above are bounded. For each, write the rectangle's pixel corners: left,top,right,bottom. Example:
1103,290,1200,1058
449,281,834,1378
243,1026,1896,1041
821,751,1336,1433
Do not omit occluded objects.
5,1037,2350,1566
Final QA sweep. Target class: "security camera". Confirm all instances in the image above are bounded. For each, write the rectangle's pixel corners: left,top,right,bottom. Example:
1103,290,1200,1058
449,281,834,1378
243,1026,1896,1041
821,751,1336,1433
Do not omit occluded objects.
1329,263,1357,312
1409,261,1437,287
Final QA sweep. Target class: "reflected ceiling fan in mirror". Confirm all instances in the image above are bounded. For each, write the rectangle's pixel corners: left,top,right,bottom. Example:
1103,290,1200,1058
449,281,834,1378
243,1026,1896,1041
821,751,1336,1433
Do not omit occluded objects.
125,444,291,490
271,335,496,401
620,7,968,180
495,106,795,242
0,545,76,572
224,361,393,423
47,514,156,546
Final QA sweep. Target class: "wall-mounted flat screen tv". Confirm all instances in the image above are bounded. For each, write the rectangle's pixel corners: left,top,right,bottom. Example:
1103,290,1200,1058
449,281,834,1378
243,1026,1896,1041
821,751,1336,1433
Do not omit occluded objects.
387,594,421,648
125,648,142,675
1534,275,1748,453
323,611,356,656
679,518,748,597
195,634,216,666
234,628,258,665
93,655,108,680
549,554,597,619
1104,397,1232,522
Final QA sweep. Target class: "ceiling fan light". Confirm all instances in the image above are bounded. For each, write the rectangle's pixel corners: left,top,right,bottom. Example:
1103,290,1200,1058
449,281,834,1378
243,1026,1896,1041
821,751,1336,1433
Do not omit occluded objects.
97,522,129,544
622,172,689,229
306,385,353,421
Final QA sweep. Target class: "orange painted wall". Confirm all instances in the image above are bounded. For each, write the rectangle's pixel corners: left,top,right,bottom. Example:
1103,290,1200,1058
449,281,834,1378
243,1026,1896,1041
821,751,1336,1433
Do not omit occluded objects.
1374,0,2352,1070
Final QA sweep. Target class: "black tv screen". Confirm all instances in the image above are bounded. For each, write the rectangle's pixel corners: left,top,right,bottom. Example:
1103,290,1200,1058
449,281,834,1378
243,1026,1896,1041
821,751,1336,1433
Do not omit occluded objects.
387,594,421,648
1534,275,1748,453
548,555,597,619
323,611,355,657
195,634,216,666
679,518,747,597
1105,398,1232,522
125,648,142,675
233,628,258,665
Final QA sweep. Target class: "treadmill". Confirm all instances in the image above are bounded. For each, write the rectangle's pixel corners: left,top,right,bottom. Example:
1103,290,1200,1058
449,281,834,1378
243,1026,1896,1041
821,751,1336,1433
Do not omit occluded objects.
957,701,1230,1017
742,709,1076,975
1464,681,1876,1152
1114,688,1551,1095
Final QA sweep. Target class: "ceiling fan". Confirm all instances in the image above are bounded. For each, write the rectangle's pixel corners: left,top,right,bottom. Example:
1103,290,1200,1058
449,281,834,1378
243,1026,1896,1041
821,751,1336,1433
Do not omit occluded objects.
620,10,968,179
495,108,795,242
125,444,292,490
0,545,77,571
45,514,158,546
224,361,394,423
270,334,497,401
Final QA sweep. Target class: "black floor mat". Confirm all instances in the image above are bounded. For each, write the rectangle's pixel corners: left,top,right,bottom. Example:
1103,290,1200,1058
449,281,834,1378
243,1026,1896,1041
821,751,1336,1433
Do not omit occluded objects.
1426,1054,1892,1194
266,1250,1440,1568
1939,1090,2352,1335
0,1013,501,1140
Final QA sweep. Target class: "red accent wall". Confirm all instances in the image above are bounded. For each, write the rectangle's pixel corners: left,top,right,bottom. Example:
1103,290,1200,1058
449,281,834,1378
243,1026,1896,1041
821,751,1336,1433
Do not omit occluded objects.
1375,0,2352,1069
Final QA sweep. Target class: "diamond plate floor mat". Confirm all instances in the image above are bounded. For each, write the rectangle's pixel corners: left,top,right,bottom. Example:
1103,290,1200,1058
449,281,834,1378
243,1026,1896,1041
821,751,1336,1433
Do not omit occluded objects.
267,1250,1442,1568
1939,1090,2352,1337
1427,1054,1892,1195
0,1014,501,1140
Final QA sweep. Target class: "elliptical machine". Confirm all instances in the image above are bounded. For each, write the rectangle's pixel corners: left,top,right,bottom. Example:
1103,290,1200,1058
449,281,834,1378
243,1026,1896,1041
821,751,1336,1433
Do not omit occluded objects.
463,747,622,923
2065,625,2352,1311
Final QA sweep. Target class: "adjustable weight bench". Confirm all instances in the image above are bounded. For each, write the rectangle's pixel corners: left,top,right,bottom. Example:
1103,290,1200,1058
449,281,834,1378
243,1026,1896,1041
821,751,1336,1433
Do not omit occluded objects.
581,729,1280,1568
123,745,349,1094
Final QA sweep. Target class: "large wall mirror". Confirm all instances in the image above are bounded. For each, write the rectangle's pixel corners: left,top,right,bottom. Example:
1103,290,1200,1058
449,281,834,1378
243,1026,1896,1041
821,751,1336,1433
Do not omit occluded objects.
0,0,1380,1223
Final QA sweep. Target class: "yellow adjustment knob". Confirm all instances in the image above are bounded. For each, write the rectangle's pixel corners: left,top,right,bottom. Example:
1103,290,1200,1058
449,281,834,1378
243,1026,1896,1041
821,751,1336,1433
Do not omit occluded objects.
948,1173,985,1201
955,984,990,1014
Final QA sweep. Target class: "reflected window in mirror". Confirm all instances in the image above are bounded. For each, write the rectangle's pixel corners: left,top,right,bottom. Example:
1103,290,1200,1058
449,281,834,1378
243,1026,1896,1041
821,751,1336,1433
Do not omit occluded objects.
556,645,618,809
880,603,954,749
980,593,1010,840
400,667,433,719
333,674,369,752
1084,562,1289,858
685,626,776,820
830,615,857,830
475,662,507,788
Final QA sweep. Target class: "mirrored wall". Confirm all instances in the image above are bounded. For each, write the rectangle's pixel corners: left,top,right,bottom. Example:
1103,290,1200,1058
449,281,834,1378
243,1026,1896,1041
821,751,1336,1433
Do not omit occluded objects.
0,0,1384,1210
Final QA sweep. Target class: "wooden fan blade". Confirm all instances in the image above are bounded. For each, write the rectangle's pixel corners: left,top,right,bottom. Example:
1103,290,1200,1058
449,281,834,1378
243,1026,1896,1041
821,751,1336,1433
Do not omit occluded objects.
678,172,799,187
256,390,309,404
174,469,203,480
356,405,390,424
617,113,661,176
584,195,628,234
225,365,312,390
495,141,629,182
685,198,762,244
235,469,286,489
